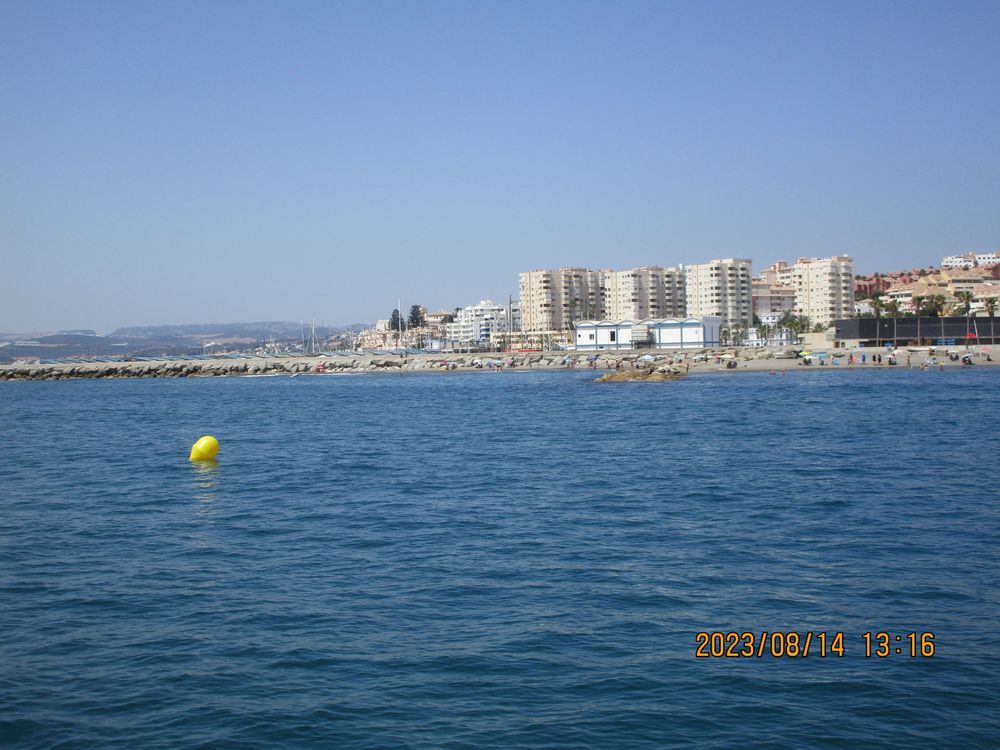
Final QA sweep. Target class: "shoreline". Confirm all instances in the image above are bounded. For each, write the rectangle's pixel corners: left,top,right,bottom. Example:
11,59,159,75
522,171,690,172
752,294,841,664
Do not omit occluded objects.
1,346,995,381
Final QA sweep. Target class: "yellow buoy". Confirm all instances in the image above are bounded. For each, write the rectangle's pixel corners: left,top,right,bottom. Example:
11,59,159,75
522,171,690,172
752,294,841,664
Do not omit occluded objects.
189,435,220,461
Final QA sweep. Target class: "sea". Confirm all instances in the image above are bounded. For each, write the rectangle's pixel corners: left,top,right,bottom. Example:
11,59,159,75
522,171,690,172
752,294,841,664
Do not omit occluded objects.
1,368,998,749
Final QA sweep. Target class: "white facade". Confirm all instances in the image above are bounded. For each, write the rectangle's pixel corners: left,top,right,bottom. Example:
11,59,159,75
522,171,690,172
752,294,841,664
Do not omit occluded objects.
884,285,915,313
746,326,796,347
519,268,610,334
574,317,721,350
759,260,795,286
752,279,796,319
942,252,1000,269
790,256,855,326
445,300,520,345
683,259,753,329
606,266,686,320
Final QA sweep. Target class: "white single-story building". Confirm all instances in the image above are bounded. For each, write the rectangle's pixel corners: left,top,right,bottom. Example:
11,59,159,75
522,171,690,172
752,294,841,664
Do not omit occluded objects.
574,317,721,350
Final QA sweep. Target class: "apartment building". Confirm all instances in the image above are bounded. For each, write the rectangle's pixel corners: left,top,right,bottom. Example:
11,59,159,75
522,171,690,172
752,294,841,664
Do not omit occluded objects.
758,260,795,287
752,279,796,319
683,259,753,329
941,251,1000,269
606,266,686,320
445,300,520,345
518,268,610,333
790,256,855,326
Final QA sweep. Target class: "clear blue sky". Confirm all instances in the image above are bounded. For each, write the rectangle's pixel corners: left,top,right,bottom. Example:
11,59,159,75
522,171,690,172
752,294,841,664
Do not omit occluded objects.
2,0,998,333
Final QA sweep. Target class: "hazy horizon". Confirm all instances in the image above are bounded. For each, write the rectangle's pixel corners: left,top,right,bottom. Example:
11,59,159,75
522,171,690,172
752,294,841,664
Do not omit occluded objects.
4,1,999,333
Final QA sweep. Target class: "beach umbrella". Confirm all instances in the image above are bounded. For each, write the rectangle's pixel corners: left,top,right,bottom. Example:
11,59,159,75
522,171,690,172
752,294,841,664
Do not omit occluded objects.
798,351,811,356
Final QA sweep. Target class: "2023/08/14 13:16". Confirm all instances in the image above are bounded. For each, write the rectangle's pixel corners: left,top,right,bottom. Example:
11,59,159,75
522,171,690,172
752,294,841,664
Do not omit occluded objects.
694,631,936,658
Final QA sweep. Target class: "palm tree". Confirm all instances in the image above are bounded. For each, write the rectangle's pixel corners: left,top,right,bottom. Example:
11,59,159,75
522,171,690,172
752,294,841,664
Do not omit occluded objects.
956,291,974,348
911,295,925,344
924,294,947,318
985,297,997,345
872,294,885,348
885,299,900,345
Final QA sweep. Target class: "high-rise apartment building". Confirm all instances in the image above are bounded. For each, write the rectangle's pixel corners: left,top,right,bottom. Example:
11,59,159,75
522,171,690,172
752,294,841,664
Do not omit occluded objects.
752,279,796,320
790,256,855,326
683,259,753,329
606,266,686,320
758,260,795,287
519,265,689,334
445,300,520,345
518,268,610,334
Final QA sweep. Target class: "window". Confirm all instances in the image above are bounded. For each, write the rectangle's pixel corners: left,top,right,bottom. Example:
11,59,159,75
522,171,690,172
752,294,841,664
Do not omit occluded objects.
610,331,616,342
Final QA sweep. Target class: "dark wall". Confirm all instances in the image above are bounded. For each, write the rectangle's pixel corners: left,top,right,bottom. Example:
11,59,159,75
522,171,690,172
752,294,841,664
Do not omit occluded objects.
835,317,997,343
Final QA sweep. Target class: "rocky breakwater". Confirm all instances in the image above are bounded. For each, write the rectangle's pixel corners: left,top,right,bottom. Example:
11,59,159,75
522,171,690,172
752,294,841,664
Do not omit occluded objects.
0,347,804,382
0,357,330,381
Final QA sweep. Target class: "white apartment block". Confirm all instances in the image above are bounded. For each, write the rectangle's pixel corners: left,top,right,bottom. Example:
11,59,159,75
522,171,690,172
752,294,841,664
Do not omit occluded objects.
758,260,795,287
519,268,610,333
790,256,855,326
445,300,520,345
683,259,753,329
752,279,796,319
606,266,686,320
942,252,999,269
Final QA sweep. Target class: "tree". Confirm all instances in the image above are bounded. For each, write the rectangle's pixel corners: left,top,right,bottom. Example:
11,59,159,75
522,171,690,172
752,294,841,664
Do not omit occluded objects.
872,294,884,348
407,305,426,329
984,297,997,344
956,291,973,316
884,299,900,345
812,322,827,333
777,311,797,331
441,313,455,324
924,294,947,318
911,295,924,344
389,308,401,332
956,291,973,347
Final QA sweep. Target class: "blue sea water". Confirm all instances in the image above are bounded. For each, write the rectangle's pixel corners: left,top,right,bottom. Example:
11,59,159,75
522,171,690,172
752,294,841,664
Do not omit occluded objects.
1,368,998,749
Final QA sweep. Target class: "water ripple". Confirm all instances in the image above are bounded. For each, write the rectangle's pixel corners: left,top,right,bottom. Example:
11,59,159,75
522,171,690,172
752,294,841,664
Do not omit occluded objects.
1,370,999,748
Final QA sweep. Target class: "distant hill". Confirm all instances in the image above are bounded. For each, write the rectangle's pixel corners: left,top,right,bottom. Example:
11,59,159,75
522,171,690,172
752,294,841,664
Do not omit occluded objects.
1,321,371,363
110,321,368,340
